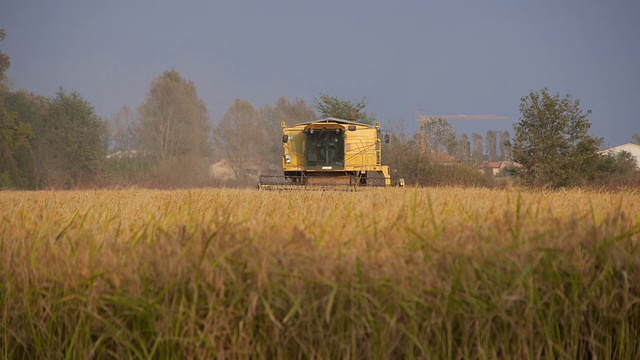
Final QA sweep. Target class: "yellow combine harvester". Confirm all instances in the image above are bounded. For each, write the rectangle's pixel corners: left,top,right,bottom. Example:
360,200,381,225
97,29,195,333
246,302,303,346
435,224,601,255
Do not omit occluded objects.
258,118,394,190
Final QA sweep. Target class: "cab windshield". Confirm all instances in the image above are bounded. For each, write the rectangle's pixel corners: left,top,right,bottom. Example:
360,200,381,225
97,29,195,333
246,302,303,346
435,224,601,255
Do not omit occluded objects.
305,130,345,169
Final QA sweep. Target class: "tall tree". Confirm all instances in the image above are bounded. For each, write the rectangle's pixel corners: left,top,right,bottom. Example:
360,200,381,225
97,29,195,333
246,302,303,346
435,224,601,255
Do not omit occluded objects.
105,105,143,181
4,90,50,188
471,133,484,164
0,100,35,188
382,117,422,183
259,97,316,170
41,89,105,187
0,34,38,189
216,99,260,179
0,29,10,91
486,130,497,162
456,133,470,164
110,105,137,156
512,88,602,187
312,94,375,124
632,133,640,145
138,70,210,164
500,130,512,161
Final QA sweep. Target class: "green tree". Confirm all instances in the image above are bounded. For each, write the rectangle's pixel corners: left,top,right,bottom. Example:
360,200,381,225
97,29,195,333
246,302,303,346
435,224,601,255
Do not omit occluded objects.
598,150,637,174
312,94,375,124
596,150,639,187
0,29,10,91
4,91,50,132
0,33,38,189
0,101,35,188
5,91,50,188
512,88,602,187
41,89,105,187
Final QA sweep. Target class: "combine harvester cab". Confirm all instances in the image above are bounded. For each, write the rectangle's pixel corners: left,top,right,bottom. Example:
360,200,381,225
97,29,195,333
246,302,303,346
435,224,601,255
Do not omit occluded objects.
259,118,392,190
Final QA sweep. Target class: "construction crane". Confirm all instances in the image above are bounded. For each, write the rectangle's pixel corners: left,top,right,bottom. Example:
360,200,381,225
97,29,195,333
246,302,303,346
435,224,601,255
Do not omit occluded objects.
414,109,509,156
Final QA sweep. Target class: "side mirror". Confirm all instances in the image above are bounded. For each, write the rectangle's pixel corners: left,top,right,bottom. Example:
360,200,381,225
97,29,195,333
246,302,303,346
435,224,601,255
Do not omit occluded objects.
282,134,289,143
384,134,390,144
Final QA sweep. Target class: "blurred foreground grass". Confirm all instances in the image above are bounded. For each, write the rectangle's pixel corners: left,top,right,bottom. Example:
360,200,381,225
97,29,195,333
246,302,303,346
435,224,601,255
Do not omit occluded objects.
1,188,639,358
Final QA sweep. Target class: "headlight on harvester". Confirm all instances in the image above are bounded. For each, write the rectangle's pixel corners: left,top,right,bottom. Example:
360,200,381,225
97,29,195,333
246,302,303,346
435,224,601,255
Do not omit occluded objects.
284,154,291,164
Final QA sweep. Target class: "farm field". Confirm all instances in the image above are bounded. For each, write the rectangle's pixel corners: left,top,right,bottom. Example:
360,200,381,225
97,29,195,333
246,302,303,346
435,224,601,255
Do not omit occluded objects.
1,187,639,358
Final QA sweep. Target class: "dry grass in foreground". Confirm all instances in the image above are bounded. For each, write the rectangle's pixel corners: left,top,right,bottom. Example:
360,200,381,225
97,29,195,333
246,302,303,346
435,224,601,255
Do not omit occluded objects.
1,187,639,358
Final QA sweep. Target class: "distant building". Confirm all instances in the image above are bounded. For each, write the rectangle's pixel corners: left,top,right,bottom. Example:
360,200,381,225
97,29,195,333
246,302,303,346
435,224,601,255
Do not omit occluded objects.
599,143,640,169
482,161,522,176
106,150,138,159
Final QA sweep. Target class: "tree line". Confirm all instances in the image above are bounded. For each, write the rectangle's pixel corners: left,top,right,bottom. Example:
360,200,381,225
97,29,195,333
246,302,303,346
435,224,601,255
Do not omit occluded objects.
0,67,319,189
1,29,638,189
385,88,639,188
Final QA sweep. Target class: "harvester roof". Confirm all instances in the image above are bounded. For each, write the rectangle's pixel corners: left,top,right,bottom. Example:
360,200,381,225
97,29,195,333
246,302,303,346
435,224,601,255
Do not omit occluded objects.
287,117,376,129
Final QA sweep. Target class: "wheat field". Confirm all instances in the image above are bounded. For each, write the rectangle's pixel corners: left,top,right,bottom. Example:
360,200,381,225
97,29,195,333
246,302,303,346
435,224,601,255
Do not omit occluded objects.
1,187,639,358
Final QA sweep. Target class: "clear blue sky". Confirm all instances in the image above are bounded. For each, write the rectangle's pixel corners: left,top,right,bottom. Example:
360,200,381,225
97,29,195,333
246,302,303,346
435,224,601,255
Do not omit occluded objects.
1,0,638,147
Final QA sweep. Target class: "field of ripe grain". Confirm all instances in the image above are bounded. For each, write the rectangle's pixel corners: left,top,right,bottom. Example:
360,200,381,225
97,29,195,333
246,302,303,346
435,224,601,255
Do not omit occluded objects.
1,188,639,358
